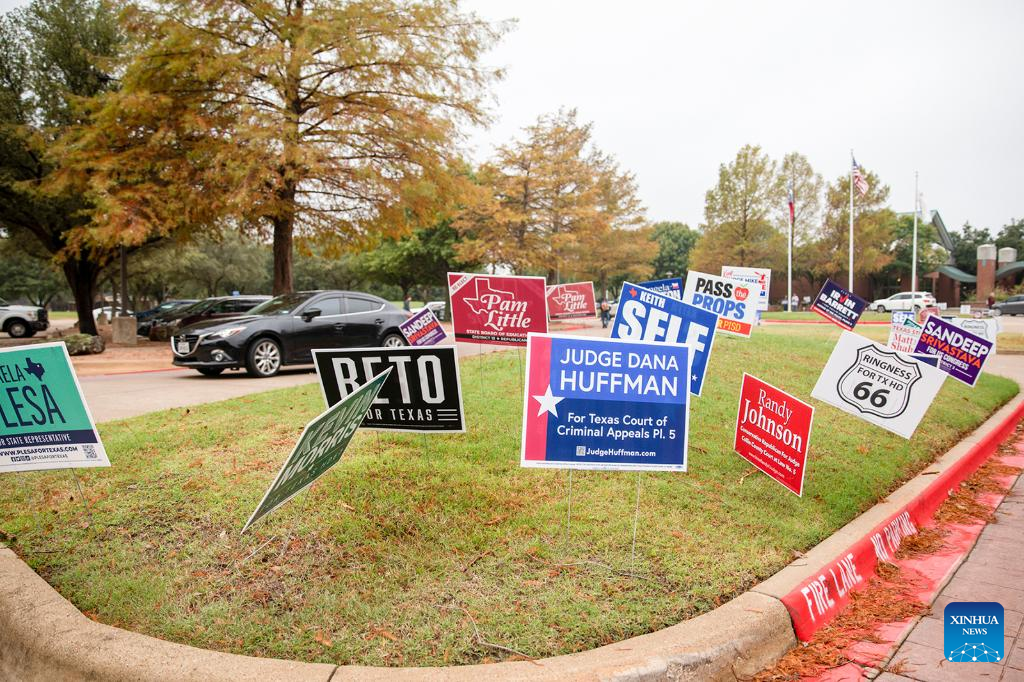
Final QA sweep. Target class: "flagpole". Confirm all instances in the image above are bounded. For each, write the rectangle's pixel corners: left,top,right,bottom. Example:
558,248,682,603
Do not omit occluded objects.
911,171,919,297
848,150,854,293
787,182,793,315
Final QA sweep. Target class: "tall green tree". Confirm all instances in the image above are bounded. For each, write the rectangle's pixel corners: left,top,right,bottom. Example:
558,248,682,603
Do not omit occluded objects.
947,223,993,275
690,144,785,272
996,218,1024,259
649,221,697,278
876,213,944,291
69,0,506,295
0,232,69,306
0,0,121,334
360,220,474,299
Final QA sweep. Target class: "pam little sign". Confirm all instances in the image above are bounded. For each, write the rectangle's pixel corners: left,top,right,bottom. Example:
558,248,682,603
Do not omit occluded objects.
734,374,814,496
546,282,596,320
447,273,547,346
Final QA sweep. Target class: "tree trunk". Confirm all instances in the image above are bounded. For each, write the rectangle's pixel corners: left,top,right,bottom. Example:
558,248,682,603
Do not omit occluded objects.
272,215,294,295
63,258,100,336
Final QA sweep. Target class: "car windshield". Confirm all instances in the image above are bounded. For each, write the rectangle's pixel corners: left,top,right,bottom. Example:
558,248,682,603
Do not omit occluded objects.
249,293,311,316
168,299,214,318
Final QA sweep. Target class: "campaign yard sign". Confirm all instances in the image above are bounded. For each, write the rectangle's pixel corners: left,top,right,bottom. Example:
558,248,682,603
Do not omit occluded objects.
0,342,109,473
947,317,999,356
891,311,914,327
546,282,597,320
734,374,814,496
682,270,758,337
611,281,719,396
448,273,547,346
399,307,447,346
913,315,993,387
313,346,465,432
721,266,771,312
887,316,923,353
810,279,868,330
812,332,945,439
243,368,391,532
637,277,684,299
521,334,690,472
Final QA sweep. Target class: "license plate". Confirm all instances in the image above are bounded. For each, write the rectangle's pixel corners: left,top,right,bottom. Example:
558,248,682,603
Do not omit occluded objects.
176,341,190,354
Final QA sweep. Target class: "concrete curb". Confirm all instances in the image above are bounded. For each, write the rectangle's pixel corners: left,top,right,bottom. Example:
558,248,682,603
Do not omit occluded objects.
2,389,1022,680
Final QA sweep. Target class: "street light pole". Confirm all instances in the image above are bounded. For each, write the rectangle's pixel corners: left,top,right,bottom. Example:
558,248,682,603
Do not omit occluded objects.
911,171,919,297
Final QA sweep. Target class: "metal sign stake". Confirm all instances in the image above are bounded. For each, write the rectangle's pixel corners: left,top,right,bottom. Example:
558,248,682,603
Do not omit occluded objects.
564,469,574,549
68,470,95,529
629,471,642,576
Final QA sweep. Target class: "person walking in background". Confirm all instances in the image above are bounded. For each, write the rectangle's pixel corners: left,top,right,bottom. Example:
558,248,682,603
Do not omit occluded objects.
599,298,611,328
403,294,412,312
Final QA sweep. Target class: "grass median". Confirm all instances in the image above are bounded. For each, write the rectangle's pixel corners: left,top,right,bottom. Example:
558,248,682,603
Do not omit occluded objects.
0,325,1017,667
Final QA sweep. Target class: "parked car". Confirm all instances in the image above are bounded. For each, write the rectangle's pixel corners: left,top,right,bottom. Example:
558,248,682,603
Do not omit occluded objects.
0,297,48,338
148,295,269,341
92,305,134,320
171,290,409,377
135,300,197,336
992,294,1024,316
415,301,447,321
869,292,936,313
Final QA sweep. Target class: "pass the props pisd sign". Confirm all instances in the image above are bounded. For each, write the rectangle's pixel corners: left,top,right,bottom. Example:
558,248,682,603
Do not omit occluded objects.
448,273,547,346
734,374,814,496
611,281,718,396
811,331,945,439
243,368,391,532
521,333,690,471
810,279,868,330
546,282,597,320
682,270,758,337
314,346,465,432
0,342,110,473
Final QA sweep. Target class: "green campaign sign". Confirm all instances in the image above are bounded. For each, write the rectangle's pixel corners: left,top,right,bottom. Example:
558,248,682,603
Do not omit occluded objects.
0,342,109,473
241,367,391,533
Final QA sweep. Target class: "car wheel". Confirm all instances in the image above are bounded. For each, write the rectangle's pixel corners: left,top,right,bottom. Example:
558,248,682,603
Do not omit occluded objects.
6,320,29,338
991,308,1002,317
382,333,407,348
246,338,282,378
876,305,886,314
197,367,225,377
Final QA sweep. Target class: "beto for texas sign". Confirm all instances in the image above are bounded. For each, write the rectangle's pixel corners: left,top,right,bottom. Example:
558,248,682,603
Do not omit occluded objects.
546,282,596,320
611,282,718,396
447,273,547,346
682,271,757,337
521,334,690,472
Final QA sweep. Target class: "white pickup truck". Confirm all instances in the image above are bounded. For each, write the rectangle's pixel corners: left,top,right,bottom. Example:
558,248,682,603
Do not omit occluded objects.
0,297,49,338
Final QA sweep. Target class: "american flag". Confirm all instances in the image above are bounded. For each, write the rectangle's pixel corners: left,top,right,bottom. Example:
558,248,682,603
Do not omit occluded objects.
851,157,869,197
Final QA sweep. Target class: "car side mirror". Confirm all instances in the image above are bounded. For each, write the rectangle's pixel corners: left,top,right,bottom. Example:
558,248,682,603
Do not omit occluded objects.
302,308,321,322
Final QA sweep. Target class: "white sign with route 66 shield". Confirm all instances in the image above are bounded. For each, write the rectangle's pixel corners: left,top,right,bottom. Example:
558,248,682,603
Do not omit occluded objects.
812,331,946,439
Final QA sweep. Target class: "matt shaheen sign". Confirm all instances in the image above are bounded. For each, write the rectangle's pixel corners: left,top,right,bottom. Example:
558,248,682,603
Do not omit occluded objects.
812,332,945,439
0,343,109,473
314,346,465,432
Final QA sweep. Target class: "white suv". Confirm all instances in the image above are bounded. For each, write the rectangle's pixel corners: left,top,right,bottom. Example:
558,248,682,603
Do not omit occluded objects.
0,297,49,338
870,292,937,313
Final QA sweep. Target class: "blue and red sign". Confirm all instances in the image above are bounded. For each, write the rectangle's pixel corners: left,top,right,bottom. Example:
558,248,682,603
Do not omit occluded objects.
810,279,868,330
638,277,683,299
914,315,993,387
399,307,447,346
521,334,690,472
611,281,718,396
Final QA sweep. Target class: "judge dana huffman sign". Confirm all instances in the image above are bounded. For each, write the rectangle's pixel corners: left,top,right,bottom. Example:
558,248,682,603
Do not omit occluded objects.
521,333,691,472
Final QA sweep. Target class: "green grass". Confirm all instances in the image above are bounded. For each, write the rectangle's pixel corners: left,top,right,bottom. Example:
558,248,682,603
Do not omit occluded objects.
0,325,1016,667
47,311,78,320
999,332,1024,353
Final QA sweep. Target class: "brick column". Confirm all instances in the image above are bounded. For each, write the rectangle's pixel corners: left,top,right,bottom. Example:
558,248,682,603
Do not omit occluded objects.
976,244,997,302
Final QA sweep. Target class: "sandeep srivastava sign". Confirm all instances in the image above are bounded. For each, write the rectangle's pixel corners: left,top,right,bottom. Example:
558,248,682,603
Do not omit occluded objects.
913,315,993,387
0,342,110,473
812,332,945,439
611,282,718,396
313,346,465,432
243,368,391,532
521,334,690,472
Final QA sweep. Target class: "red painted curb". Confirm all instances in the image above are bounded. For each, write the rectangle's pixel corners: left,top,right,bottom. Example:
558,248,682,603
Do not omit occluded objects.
762,320,890,326
97,367,189,376
781,398,1024,641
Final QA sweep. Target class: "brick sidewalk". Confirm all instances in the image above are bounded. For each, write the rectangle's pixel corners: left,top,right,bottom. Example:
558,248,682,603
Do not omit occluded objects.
878,471,1024,682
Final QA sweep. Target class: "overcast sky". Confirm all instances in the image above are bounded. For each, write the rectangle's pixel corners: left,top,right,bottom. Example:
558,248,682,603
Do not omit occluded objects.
4,0,1021,236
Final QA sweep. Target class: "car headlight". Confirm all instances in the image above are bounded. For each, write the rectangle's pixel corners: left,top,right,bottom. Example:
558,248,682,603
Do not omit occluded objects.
24,310,36,320
208,326,247,339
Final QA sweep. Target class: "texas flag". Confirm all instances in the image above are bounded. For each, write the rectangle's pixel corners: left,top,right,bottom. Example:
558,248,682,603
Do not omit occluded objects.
520,333,691,472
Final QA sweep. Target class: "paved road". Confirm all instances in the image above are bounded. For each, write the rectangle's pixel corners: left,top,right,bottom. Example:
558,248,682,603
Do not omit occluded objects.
878,468,1024,682
81,322,614,422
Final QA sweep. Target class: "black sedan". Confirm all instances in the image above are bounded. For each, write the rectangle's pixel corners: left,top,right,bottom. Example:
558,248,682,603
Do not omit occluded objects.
171,291,410,377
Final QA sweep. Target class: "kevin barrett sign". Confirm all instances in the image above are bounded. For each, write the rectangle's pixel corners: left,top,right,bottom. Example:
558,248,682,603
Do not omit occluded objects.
521,334,690,472
0,342,109,473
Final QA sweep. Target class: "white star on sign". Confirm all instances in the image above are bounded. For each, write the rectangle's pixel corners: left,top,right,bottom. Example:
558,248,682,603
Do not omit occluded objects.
532,384,564,417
